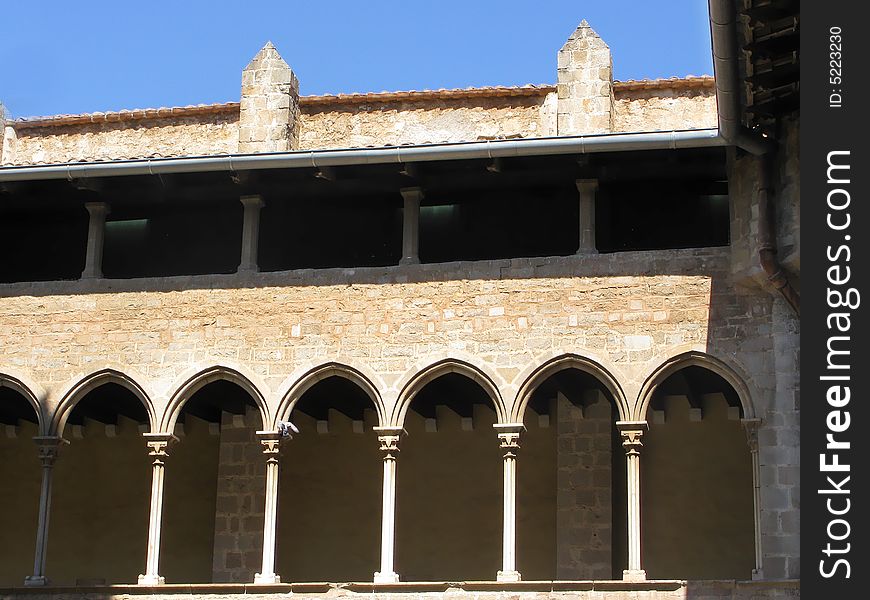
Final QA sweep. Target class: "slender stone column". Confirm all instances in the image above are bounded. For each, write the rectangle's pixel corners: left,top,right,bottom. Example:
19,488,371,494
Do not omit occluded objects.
617,421,648,581
494,423,525,582
138,433,178,585
254,431,283,584
238,195,264,273
373,426,404,583
575,179,598,254
81,201,110,279
24,436,68,587
399,187,422,265
742,418,764,580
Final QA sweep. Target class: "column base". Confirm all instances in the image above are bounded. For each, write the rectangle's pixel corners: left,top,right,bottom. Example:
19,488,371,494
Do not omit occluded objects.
137,574,165,586
253,573,281,584
373,571,400,583
496,570,522,582
398,257,420,266
24,576,49,587
622,569,647,582
752,568,765,580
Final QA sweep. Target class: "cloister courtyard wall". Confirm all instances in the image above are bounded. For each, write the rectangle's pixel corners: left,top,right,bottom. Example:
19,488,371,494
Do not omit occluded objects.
1,245,785,586
0,14,799,599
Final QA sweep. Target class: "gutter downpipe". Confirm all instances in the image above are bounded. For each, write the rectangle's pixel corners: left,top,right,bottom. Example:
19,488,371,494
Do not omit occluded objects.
708,0,771,156
709,0,799,316
758,153,800,316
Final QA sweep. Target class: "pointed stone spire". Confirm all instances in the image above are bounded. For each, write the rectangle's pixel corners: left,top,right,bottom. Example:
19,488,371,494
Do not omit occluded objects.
0,103,6,164
239,42,300,153
557,20,613,135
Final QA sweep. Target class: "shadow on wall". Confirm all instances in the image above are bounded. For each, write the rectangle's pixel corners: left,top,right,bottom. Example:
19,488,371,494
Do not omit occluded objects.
396,373,503,581
48,383,151,586
161,379,263,584
636,271,764,581
0,387,40,587
276,376,381,582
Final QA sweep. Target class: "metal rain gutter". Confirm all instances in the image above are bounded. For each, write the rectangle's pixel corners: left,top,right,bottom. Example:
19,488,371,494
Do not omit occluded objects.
0,128,724,183
708,0,773,155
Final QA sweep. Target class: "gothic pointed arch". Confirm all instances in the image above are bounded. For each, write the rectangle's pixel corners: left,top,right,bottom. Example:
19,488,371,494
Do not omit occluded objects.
51,368,156,436
162,365,270,432
275,362,386,427
392,358,507,427
512,353,629,423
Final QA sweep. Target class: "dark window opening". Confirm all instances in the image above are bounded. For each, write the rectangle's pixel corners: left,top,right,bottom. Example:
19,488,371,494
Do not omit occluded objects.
419,187,578,263
259,195,402,271
0,206,88,283
102,201,242,278
595,180,729,252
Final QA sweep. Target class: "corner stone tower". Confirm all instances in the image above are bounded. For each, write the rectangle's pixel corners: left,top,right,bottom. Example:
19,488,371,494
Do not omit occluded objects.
238,42,300,153
557,20,614,135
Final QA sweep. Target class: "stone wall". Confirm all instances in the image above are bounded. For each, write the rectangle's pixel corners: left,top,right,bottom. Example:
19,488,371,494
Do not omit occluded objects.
4,114,239,165
556,391,611,579
298,94,553,149
1,246,795,579
612,88,717,133
724,118,800,580
2,86,719,166
211,408,265,583
0,248,774,426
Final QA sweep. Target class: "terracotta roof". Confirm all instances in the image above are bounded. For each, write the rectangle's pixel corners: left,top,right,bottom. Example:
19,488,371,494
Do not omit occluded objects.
614,75,714,92
12,102,240,129
301,84,555,106
11,76,714,129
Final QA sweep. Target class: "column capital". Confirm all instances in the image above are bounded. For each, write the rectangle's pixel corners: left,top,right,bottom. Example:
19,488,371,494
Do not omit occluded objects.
84,201,111,217
32,436,68,467
256,430,284,455
374,426,405,455
575,178,599,193
741,417,761,452
616,421,648,456
493,423,525,450
143,433,178,458
240,194,265,209
399,186,424,202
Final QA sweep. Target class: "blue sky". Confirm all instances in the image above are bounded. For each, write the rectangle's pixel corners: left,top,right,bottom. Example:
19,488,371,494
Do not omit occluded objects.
0,1,713,119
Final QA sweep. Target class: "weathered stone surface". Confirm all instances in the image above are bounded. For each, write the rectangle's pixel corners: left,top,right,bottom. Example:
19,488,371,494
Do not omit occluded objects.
557,392,611,579
556,21,613,135
238,42,299,153
212,408,265,583
299,94,551,149
3,114,238,165
612,88,717,132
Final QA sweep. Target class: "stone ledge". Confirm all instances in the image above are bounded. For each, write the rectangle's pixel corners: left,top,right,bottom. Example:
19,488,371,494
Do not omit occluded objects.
0,579,800,596
0,246,731,297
